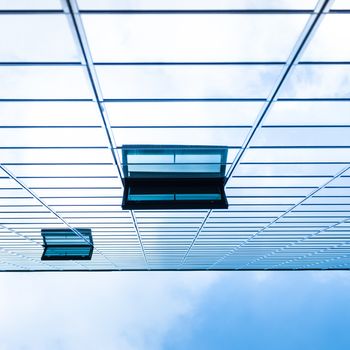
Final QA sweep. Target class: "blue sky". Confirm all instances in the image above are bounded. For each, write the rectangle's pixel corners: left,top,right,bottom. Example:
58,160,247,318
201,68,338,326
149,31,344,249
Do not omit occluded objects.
0,271,349,350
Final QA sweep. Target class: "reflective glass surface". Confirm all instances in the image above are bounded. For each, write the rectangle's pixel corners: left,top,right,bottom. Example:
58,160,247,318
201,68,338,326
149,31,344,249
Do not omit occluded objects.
0,1,349,271
77,0,318,10
83,14,308,62
96,65,282,99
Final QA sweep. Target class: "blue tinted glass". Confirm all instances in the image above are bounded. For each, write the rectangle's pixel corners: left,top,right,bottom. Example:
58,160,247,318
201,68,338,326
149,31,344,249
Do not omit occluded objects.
122,145,228,178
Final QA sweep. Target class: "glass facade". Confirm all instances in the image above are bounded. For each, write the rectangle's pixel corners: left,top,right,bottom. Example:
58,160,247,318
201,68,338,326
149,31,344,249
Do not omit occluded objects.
0,0,349,270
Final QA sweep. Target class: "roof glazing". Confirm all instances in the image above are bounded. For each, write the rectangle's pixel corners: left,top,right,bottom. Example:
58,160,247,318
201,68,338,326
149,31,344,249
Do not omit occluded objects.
0,0,350,271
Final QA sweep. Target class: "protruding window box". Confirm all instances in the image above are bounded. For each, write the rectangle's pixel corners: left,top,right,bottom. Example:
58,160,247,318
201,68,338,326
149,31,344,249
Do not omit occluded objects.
41,228,93,260
122,145,228,210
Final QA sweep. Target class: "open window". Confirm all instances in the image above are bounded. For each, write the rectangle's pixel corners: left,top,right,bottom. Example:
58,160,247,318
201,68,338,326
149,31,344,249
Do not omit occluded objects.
41,228,93,260
122,145,228,210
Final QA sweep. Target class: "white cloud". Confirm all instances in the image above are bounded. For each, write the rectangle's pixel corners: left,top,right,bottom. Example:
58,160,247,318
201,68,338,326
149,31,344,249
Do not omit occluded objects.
0,272,221,350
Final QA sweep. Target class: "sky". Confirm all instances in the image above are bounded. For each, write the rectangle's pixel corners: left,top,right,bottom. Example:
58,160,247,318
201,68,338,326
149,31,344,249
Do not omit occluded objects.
0,271,350,350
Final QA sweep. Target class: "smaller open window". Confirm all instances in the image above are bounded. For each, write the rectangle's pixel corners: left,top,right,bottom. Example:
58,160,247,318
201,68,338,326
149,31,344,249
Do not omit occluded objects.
41,228,93,260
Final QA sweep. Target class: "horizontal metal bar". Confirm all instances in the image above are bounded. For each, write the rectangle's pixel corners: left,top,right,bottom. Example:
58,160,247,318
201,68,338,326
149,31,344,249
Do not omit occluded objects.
241,162,350,165
94,61,285,65
79,9,314,14
0,99,94,102
1,97,350,103
0,10,64,14
0,125,101,128
262,125,350,128
17,176,117,179
0,268,348,272
278,98,350,101
231,175,333,178
299,61,350,64
103,98,267,102
0,146,109,149
2,61,349,66
111,125,251,128
0,62,82,66
329,9,350,13
249,146,350,149
2,163,113,166
226,186,318,189
27,187,121,189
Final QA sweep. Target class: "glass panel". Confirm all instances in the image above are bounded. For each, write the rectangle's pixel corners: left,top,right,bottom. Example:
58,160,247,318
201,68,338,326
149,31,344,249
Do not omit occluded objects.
83,14,308,62
226,176,330,187
0,149,113,164
327,177,350,187
78,0,317,10
297,204,350,211
234,163,345,176
0,189,32,197
123,145,227,177
134,211,207,218
0,197,39,206
0,15,79,62
53,205,126,212
0,212,52,219
227,197,297,204
341,169,350,176
280,65,350,98
0,102,100,126
0,67,92,99
105,101,262,127
129,194,174,201
304,197,350,205
5,164,118,177
301,14,350,61
44,197,121,205
176,154,222,163
264,101,350,126
43,246,92,259
96,65,282,99
33,188,123,197
42,228,92,243
21,177,121,188
242,148,350,163
0,206,46,212
316,187,350,196
226,188,312,197
0,177,22,189
113,128,249,147
127,164,222,174
176,194,221,200
117,148,238,165
0,128,108,147
127,154,173,164
0,0,61,9
332,0,350,10
252,127,350,146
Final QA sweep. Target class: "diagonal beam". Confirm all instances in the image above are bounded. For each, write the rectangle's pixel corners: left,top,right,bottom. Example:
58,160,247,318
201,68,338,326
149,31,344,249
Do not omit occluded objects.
130,211,150,268
64,0,124,183
64,0,150,268
224,0,333,184
180,0,333,269
178,210,212,268
268,215,350,269
211,164,350,269
0,224,55,269
0,164,120,269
